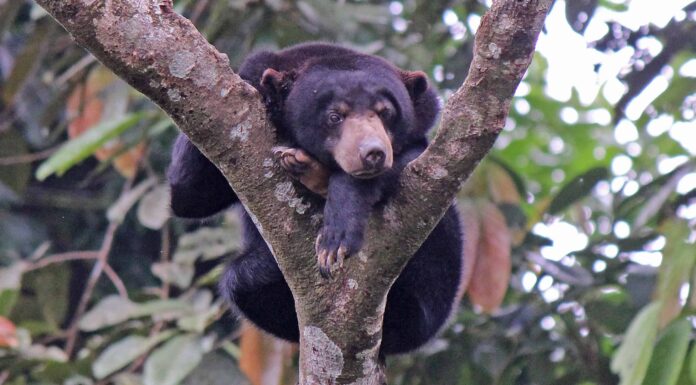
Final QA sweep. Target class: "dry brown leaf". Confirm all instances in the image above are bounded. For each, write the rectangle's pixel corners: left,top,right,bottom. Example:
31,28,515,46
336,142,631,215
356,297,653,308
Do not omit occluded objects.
239,322,297,385
457,201,482,300
67,67,145,178
487,163,521,205
0,316,18,348
466,201,512,313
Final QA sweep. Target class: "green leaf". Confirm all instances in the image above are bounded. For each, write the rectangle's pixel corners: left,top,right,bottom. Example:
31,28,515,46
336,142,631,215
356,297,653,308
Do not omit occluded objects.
689,342,696,384
584,288,635,334
35,112,146,181
173,222,243,265
151,262,195,289
92,331,175,379
548,167,608,214
641,318,691,385
0,262,25,315
80,294,194,331
136,184,171,230
654,220,694,309
0,289,18,316
611,302,661,385
79,295,137,331
143,334,205,385
182,351,251,385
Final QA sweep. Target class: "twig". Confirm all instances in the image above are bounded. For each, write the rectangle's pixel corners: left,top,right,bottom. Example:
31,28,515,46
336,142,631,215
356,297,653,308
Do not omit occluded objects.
104,263,128,299
24,251,100,272
55,54,97,87
160,222,171,300
64,221,119,357
0,147,56,166
189,0,209,25
126,223,173,374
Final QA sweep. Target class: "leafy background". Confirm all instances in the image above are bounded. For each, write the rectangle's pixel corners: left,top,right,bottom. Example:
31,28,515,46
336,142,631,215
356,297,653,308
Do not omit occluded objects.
0,0,695,384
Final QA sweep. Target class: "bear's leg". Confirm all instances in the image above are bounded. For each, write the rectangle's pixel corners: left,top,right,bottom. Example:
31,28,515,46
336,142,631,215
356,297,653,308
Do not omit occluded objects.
380,206,464,355
167,134,237,218
315,173,385,277
220,240,299,342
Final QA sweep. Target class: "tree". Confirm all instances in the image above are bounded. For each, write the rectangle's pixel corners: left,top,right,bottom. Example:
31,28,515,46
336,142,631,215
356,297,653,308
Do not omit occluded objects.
2,1,696,384
27,0,550,383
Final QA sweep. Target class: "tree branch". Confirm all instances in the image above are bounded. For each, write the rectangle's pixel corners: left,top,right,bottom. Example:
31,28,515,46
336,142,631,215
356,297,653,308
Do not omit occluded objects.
35,0,552,383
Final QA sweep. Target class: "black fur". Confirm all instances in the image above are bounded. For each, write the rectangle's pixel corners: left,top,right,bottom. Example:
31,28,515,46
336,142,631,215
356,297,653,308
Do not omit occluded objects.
168,43,464,355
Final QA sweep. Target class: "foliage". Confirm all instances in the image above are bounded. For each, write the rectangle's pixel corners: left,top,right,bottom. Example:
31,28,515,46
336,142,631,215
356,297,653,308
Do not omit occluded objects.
0,0,695,384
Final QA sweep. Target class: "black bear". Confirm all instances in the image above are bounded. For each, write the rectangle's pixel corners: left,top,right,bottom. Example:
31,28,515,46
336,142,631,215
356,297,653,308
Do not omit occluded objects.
168,42,466,355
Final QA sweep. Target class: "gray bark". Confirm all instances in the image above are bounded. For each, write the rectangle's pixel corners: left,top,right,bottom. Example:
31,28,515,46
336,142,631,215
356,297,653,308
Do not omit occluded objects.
35,0,553,383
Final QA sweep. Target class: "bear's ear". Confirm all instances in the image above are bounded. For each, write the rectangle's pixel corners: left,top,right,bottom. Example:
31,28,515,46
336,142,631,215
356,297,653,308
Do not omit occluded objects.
401,70,429,100
261,68,294,95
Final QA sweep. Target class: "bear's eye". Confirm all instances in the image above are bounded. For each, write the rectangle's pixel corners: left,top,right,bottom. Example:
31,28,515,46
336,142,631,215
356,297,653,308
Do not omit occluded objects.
378,107,394,121
327,112,343,125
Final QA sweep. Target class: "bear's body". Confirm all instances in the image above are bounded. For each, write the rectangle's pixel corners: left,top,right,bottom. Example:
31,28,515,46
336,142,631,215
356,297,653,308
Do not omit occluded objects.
168,43,466,355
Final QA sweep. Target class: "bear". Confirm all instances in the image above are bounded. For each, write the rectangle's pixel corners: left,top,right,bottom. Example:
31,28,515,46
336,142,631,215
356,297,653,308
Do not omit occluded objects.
167,42,467,355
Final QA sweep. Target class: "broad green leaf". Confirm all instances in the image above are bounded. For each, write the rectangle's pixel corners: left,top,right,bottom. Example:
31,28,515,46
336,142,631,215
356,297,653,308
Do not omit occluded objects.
173,223,243,265
19,343,68,362
182,351,251,385
654,220,694,321
0,262,25,315
132,299,191,320
79,295,137,331
80,295,192,331
689,342,696,384
35,112,146,181
143,334,205,385
611,302,661,385
0,290,18,316
177,292,218,333
584,287,635,334
548,167,608,214
642,318,691,385
152,262,195,289
113,373,144,385
136,184,171,230
93,331,175,379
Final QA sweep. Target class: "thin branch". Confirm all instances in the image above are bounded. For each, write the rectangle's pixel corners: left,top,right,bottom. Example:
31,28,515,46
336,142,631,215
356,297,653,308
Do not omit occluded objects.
64,221,119,357
55,54,97,87
0,147,56,166
103,263,128,299
24,251,100,272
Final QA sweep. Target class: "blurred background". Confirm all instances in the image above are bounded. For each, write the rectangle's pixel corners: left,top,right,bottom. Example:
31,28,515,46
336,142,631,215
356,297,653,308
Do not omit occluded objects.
0,0,695,384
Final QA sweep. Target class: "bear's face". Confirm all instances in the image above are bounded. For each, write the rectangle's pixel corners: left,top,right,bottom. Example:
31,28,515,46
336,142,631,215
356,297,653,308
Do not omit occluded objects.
263,67,422,178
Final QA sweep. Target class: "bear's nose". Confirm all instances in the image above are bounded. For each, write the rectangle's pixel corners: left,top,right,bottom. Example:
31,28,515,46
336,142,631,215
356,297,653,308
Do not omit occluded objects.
360,141,386,169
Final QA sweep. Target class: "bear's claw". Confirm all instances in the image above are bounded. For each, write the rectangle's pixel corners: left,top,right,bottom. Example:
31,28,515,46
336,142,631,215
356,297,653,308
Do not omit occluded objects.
315,226,355,278
273,146,329,197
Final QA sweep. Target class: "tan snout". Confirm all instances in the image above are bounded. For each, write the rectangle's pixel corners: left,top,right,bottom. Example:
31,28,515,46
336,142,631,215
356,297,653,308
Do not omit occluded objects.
332,114,393,178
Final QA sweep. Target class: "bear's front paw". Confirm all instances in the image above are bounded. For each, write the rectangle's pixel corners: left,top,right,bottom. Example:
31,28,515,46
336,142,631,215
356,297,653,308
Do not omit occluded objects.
273,146,329,198
315,224,362,278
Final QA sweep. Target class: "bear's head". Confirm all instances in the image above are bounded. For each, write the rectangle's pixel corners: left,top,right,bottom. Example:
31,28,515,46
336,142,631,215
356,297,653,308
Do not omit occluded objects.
261,62,434,179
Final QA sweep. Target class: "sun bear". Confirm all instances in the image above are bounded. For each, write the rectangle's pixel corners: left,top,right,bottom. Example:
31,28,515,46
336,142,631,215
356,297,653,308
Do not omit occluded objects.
167,42,466,355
